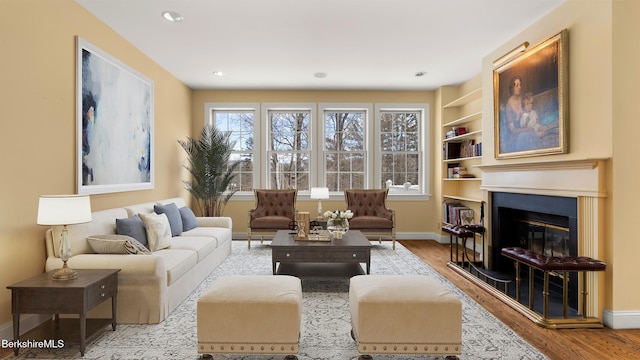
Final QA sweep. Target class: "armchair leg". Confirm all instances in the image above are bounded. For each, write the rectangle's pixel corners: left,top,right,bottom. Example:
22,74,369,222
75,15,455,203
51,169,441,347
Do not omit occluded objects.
247,232,251,249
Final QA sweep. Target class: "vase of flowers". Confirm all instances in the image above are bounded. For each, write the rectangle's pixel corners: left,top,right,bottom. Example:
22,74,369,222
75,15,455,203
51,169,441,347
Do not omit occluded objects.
324,210,353,238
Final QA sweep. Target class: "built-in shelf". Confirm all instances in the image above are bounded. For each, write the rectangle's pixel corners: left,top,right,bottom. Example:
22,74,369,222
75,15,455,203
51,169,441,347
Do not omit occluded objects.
443,130,482,142
444,156,482,163
440,80,483,231
443,88,482,108
443,195,483,203
443,111,482,128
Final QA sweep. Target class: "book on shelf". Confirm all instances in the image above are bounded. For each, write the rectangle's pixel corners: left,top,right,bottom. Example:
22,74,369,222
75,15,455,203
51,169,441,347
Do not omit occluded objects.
443,202,473,225
443,142,461,160
447,163,460,178
459,139,475,158
452,166,467,178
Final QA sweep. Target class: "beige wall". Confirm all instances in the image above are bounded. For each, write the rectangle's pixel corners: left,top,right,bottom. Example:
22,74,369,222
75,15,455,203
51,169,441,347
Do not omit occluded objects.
611,0,640,312
190,90,439,235
0,0,192,326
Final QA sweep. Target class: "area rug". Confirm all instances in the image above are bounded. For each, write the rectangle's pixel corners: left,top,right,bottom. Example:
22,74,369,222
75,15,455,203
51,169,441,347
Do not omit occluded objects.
11,241,548,359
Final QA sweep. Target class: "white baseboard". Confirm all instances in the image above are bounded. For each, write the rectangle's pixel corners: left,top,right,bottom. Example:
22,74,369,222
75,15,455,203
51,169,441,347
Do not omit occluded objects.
603,309,640,329
0,314,51,342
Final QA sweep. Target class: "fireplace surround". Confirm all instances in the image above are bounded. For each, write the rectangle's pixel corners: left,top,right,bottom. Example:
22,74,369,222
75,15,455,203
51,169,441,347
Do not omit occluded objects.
477,158,608,324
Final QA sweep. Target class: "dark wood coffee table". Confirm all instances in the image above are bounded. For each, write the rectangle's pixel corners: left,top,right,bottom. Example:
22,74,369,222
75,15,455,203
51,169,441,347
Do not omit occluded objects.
271,229,372,278
7,269,120,356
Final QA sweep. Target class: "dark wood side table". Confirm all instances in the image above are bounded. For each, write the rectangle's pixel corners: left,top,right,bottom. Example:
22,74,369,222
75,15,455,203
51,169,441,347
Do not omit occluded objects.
7,268,120,356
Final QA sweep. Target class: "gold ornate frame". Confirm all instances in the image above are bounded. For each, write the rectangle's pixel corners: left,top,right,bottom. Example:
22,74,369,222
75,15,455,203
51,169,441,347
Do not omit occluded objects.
493,29,568,159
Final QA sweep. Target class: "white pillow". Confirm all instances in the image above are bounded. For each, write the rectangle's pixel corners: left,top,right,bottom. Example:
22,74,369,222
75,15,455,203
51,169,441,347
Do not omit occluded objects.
139,213,172,251
87,234,150,255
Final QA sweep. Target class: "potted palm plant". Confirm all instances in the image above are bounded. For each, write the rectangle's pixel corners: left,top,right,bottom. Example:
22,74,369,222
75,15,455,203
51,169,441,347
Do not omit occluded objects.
178,126,242,217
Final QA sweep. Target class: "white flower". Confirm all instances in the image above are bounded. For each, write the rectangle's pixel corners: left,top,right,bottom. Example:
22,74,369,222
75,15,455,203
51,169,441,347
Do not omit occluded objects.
324,210,353,220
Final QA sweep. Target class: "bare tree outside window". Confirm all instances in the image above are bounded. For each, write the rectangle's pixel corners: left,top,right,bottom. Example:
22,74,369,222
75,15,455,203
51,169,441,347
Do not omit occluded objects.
324,111,366,191
380,111,421,193
268,111,310,190
211,109,255,192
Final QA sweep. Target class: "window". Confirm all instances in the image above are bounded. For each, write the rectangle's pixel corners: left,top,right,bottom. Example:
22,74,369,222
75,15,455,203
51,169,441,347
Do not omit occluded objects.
205,103,258,193
375,104,429,197
321,106,369,191
263,104,316,190
206,102,429,199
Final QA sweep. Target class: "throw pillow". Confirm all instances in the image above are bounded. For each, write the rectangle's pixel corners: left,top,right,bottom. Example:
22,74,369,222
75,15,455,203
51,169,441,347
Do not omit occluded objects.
139,212,172,251
116,215,149,248
179,206,198,232
154,203,183,236
87,234,151,255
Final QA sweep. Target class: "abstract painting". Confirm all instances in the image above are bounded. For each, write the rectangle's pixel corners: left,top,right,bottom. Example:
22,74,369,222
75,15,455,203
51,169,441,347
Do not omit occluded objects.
76,37,154,194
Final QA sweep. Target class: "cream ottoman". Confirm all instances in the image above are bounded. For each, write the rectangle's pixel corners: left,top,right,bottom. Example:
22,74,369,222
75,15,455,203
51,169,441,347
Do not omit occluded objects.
197,275,302,360
349,275,462,359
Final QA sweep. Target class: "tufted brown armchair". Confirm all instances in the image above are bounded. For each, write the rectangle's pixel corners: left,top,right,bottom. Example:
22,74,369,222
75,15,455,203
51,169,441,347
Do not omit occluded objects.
247,189,298,249
345,189,396,250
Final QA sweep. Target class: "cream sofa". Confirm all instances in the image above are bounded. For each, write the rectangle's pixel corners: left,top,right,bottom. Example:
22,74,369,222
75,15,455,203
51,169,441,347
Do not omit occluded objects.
44,197,232,324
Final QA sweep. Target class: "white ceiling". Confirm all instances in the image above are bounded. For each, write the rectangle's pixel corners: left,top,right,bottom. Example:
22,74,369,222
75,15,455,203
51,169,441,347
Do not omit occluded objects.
77,0,564,91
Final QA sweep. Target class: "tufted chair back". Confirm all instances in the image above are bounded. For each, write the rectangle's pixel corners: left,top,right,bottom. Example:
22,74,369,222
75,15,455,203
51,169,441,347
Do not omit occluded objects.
345,189,393,220
247,189,298,249
344,188,397,249
250,189,297,220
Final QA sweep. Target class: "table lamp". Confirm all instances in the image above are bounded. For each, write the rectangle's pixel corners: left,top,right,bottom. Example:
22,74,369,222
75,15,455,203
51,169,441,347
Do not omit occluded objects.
309,187,329,219
37,195,92,280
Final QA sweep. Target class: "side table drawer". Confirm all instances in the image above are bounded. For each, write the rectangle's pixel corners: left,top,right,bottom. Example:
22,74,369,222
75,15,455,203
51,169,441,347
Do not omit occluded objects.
87,273,118,308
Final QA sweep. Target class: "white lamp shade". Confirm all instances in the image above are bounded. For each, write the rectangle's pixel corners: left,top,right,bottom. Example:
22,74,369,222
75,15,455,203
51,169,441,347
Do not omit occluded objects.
37,195,92,226
309,187,330,199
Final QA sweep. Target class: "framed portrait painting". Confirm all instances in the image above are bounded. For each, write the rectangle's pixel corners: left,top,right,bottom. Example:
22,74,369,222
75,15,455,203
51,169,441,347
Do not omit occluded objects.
493,29,568,159
76,37,154,194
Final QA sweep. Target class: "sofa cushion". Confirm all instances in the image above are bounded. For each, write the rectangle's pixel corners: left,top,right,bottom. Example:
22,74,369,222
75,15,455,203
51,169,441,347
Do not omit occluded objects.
87,234,151,255
116,215,148,248
152,249,198,285
154,203,183,236
170,236,217,262
139,213,172,251
179,207,198,232
182,227,232,246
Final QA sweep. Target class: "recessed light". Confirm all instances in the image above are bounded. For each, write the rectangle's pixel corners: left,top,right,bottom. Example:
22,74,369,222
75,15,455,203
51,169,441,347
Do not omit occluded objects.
314,72,327,78
162,11,183,22
212,71,226,77
414,71,427,77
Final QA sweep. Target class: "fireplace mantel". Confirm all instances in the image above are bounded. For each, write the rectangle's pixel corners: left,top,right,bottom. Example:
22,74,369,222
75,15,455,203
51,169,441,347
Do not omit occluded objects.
476,158,609,198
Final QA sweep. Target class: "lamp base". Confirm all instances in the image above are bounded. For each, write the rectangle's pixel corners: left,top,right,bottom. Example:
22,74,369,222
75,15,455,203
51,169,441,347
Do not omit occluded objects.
52,262,78,281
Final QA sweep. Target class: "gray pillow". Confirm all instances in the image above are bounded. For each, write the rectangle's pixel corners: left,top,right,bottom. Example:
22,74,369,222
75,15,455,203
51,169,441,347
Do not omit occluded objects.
116,215,148,248
179,207,198,232
87,234,151,255
154,203,183,236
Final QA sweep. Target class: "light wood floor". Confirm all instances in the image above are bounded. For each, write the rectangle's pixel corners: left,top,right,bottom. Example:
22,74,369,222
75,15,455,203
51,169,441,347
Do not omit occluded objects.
401,240,640,360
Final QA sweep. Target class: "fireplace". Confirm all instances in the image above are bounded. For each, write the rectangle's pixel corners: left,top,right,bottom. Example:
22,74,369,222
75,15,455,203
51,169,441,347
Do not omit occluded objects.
490,192,579,310
477,158,608,321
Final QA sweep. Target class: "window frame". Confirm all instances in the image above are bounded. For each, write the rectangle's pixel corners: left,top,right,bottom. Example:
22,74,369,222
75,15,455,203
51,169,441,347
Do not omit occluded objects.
374,103,431,200
261,103,317,194
317,103,374,196
204,103,260,201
